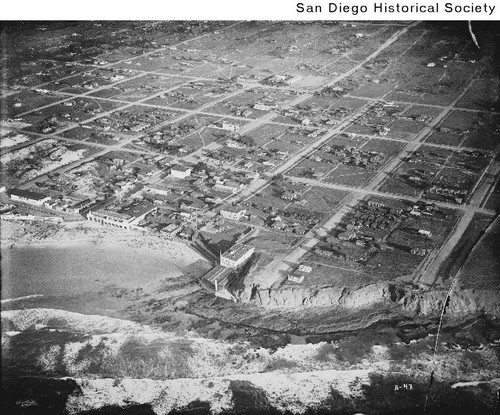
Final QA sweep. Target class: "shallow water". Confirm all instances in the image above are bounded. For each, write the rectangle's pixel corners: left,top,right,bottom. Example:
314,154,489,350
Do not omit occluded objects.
1,244,186,300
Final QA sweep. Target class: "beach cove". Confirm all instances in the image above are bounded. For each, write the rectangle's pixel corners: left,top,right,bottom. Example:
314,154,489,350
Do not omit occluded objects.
1,219,210,314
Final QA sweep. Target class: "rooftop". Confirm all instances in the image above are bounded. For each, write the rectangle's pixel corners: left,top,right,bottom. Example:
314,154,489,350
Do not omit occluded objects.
221,205,246,213
171,165,192,172
221,243,254,262
9,188,49,201
118,200,156,219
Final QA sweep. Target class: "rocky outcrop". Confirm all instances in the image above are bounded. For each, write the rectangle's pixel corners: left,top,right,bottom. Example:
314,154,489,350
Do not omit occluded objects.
245,283,500,316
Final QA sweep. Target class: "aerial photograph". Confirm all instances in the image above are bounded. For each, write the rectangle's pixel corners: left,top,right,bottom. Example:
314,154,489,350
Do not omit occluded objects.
1,20,499,414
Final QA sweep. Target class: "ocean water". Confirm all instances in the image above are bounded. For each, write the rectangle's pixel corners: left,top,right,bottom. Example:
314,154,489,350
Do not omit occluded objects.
1,244,186,300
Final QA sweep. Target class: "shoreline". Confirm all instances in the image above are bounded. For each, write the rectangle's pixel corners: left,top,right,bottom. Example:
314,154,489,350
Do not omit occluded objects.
0,218,206,267
1,219,211,307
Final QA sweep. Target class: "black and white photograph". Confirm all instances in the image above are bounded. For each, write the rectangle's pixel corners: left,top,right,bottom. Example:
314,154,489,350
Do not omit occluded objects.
1,8,500,415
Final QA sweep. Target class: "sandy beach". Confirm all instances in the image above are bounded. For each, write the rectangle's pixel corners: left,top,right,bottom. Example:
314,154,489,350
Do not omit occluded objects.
1,219,204,264
1,219,210,305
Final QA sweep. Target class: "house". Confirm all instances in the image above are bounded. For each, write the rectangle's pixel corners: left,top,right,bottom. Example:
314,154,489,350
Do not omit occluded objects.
253,103,273,111
409,209,422,216
130,122,150,132
298,264,312,273
338,231,357,241
287,274,305,284
162,223,181,239
221,122,240,132
220,205,246,221
9,189,51,206
214,181,243,194
226,140,246,149
220,244,254,269
170,165,192,179
281,191,298,201
367,200,385,208
418,229,432,238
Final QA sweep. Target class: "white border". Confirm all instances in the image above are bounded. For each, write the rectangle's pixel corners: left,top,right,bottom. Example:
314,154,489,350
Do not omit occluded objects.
2,0,499,21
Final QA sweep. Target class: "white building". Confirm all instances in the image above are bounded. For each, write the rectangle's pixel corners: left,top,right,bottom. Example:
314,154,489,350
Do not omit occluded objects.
220,244,254,269
253,103,273,111
170,165,192,179
298,264,312,273
220,206,246,221
221,122,240,132
287,274,305,284
418,229,432,238
87,210,134,229
214,181,244,194
87,201,157,230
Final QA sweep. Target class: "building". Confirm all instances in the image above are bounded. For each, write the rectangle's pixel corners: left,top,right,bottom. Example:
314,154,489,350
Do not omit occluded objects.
162,223,181,239
214,181,244,194
9,189,51,206
298,264,312,273
226,140,246,149
170,165,192,179
130,122,150,132
368,200,385,208
220,243,254,269
253,103,273,111
87,200,156,229
418,229,432,238
220,206,246,221
203,266,237,301
87,209,135,229
221,122,240,132
68,198,95,214
119,200,157,223
287,274,305,284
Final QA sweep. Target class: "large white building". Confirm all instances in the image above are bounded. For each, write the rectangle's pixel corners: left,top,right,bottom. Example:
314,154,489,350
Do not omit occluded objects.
170,165,192,179
220,206,246,221
220,244,254,269
87,200,157,230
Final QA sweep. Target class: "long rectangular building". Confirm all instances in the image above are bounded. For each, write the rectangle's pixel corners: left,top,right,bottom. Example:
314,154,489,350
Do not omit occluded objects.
220,243,254,269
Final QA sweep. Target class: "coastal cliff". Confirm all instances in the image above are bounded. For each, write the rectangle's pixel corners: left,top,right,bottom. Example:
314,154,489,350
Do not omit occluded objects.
243,283,500,316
